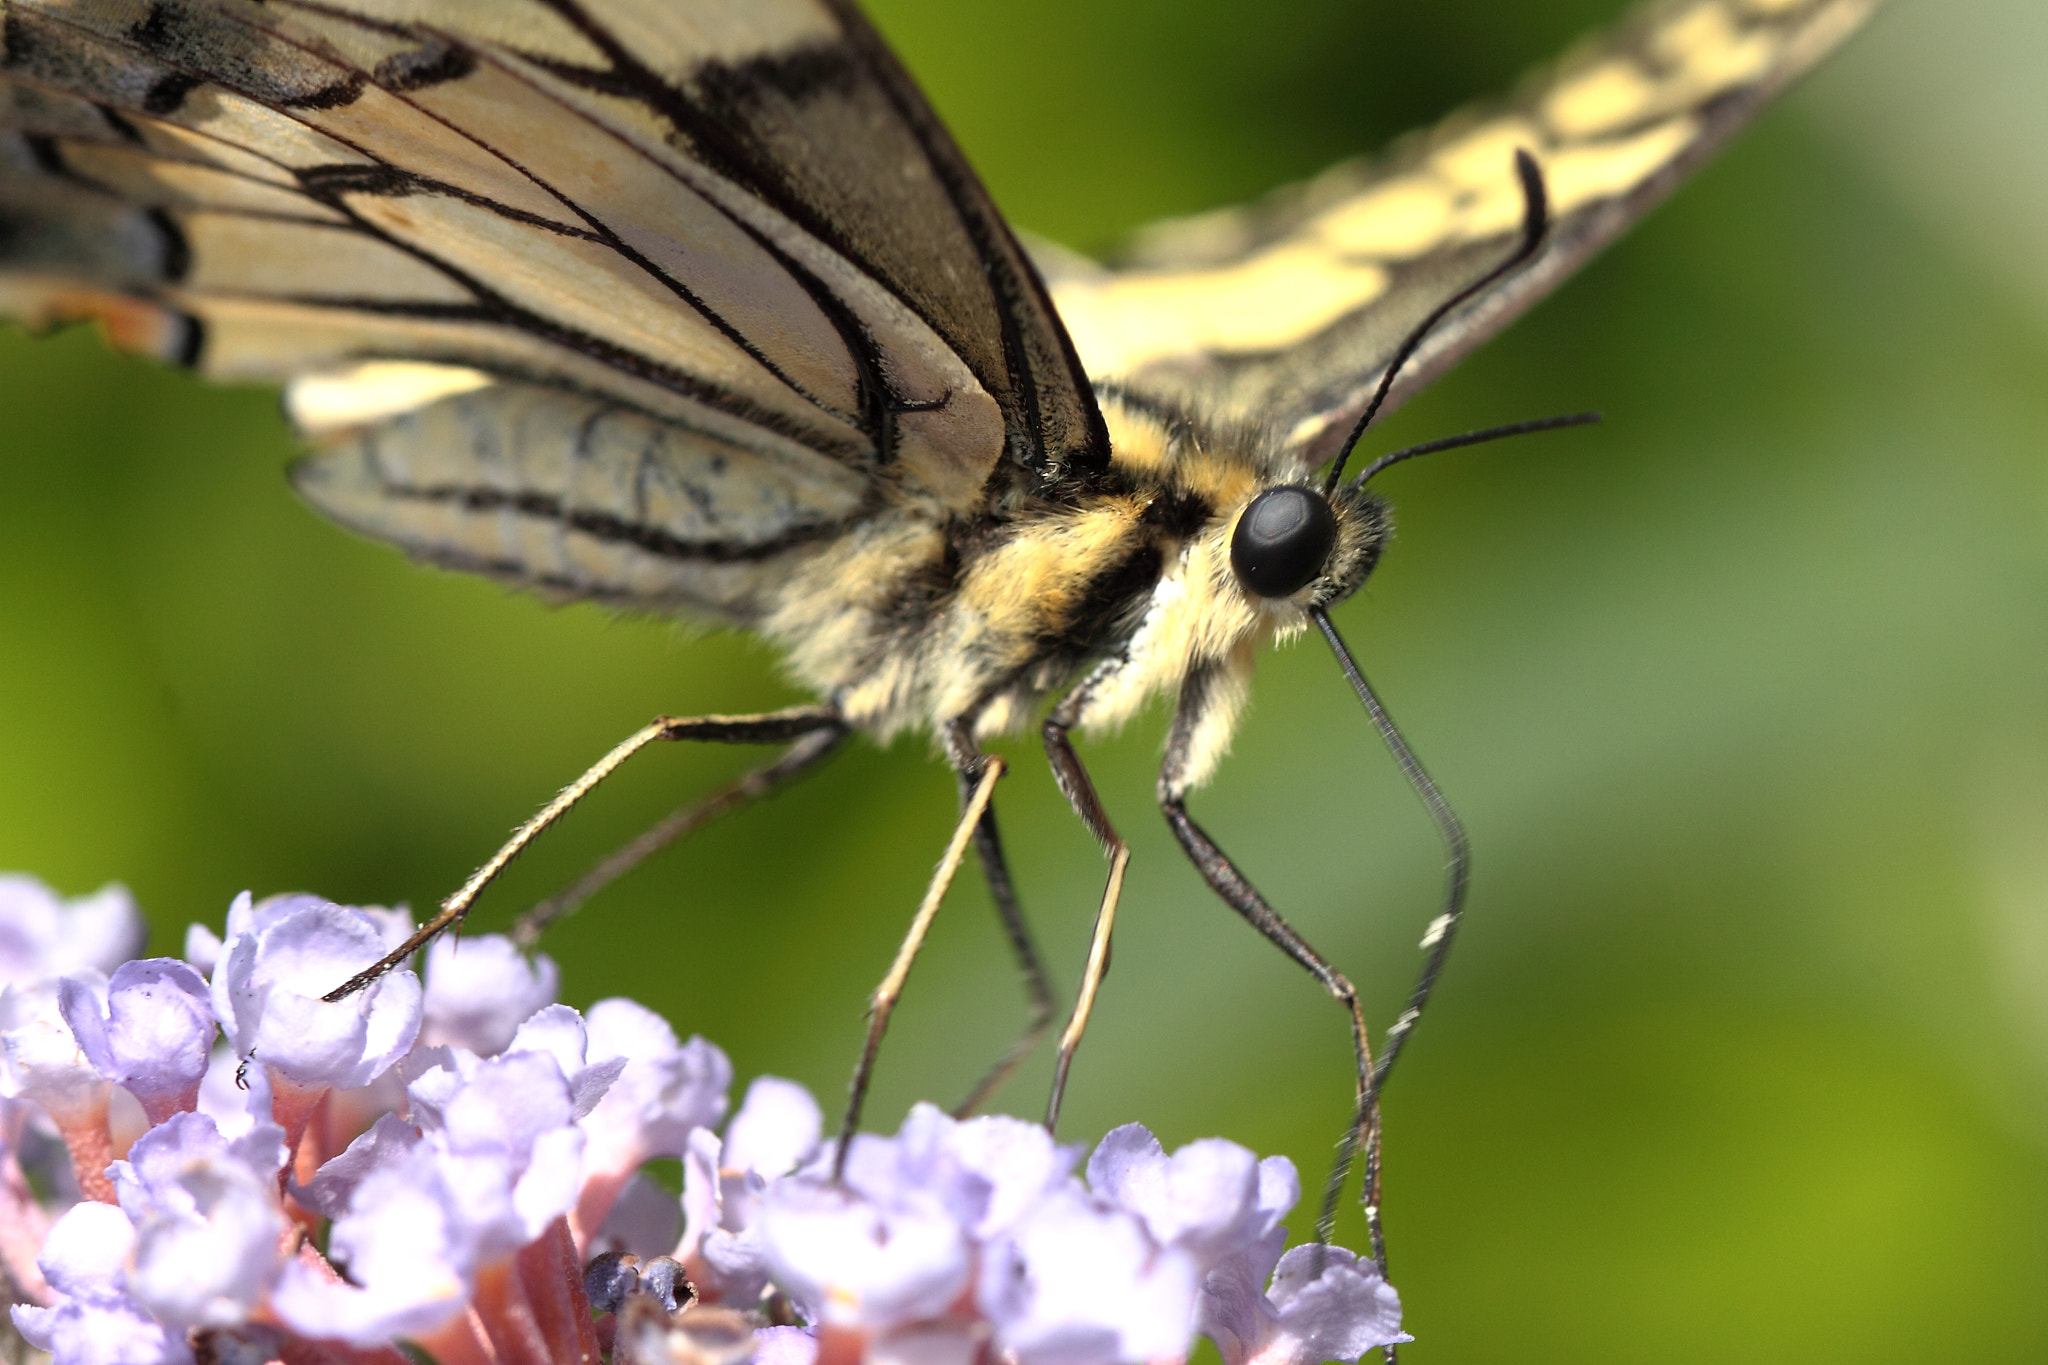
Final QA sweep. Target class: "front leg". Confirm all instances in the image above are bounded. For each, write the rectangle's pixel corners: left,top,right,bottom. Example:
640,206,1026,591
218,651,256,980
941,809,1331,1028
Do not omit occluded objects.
325,707,845,1000
1157,664,1388,1269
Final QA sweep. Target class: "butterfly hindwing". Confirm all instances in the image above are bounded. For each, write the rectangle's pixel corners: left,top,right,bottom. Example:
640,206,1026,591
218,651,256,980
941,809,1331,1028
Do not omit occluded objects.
1043,0,1877,469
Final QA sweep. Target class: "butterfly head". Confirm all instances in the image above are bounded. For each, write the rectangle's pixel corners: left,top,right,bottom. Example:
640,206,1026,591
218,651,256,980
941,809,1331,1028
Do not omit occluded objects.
1228,481,1387,609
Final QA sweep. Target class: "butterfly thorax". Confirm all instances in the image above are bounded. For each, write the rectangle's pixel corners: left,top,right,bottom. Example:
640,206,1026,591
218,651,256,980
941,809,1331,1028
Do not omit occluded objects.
763,392,1388,779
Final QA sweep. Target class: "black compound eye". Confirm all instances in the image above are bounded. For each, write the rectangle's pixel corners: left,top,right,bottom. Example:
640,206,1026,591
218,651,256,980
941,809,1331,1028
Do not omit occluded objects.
1230,485,1338,598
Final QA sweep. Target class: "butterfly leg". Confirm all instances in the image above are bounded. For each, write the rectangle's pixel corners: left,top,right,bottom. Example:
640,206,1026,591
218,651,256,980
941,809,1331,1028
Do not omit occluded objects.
1156,665,1390,1273
324,706,845,1001
1041,665,1133,1132
508,726,847,948
942,721,1057,1119
835,755,1006,1175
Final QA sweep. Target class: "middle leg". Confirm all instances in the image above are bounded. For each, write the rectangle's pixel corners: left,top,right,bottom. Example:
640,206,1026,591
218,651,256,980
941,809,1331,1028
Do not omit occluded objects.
1039,663,1133,1133
942,719,1057,1119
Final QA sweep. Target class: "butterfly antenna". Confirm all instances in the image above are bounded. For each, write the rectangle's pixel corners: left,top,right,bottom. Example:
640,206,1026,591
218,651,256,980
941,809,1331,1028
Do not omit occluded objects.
1323,149,1551,495
1352,410,1602,489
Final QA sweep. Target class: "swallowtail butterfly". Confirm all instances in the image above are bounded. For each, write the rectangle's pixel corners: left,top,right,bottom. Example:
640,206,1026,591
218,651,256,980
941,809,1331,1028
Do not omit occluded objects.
0,0,1876,1274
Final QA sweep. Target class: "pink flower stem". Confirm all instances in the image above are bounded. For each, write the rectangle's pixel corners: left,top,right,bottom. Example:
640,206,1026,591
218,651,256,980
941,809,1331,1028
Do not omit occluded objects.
470,1256,555,1365
53,1101,116,1204
266,1074,331,1192
0,1146,53,1302
569,1166,632,1253
134,1083,203,1129
514,1217,600,1365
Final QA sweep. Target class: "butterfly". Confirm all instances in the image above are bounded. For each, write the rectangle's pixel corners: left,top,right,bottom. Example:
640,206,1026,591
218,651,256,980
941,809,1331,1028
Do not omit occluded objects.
0,0,1875,1277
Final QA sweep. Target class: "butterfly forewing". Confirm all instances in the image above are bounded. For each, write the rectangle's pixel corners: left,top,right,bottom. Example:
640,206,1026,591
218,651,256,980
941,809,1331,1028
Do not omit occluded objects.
0,0,1109,600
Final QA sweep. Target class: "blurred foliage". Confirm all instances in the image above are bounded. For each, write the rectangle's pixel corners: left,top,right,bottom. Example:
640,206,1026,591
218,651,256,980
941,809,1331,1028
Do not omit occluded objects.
3,0,2046,1359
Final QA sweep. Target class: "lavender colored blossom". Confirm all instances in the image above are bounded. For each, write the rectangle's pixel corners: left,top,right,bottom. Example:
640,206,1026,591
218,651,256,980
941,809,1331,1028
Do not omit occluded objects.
980,1183,1200,1365
0,877,144,986
756,1176,971,1331
60,960,214,1125
1,975,112,1131
581,999,732,1162
1086,1124,1295,1265
269,1136,476,1343
209,893,422,1093
273,1028,620,1344
10,1200,189,1365
1200,1242,1409,1365
681,1077,824,1303
593,1170,684,1259
5,869,1409,1365
506,1003,631,1118
573,999,729,1241
110,1112,290,1331
418,934,559,1056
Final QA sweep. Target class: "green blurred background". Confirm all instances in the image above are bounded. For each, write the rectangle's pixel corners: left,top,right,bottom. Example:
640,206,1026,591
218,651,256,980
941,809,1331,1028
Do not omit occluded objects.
4,0,2046,1357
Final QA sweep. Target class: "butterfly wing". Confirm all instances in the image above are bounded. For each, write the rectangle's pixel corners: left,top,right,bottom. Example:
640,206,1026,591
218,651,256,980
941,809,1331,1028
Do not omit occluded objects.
0,0,1105,617
1042,0,1878,469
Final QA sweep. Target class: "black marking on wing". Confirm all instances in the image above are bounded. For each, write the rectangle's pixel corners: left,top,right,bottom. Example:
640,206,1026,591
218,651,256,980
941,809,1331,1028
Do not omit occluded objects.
819,0,1108,485
128,2,365,111
367,480,854,564
290,161,607,242
95,103,144,143
143,205,189,281
528,0,1107,486
140,69,199,116
168,308,204,366
21,129,61,174
373,40,476,94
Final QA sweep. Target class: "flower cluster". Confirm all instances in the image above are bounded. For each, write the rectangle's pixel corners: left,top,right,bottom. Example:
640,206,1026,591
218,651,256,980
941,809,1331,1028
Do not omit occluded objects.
0,874,1407,1365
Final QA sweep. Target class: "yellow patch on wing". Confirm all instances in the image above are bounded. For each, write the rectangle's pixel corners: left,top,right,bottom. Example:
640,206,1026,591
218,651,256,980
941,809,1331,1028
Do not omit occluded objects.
285,362,497,436
1052,242,1388,380
1049,0,1874,382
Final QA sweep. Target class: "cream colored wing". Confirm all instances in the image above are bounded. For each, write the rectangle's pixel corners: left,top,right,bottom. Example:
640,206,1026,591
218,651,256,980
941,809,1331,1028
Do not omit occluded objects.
1044,0,1878,467
0,0,1108,538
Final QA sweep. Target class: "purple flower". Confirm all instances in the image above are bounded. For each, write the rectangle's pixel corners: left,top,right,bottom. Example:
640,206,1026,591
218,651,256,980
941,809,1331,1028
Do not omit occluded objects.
1,976,110,1132
269,1138,475,1343
108,1113,290,1331
681,1076,823,1303
2,976,119,1201
887,1105,1075,1241
581,999,731,1161
3,869,1412,1365
60,960,214,1125
756,1177,971,1331
1086,1125,1292,1266
418,934,558,1056
274,1041,603,1344
0,877,144,987
1199,1244,1409,1365
209,893,422,1094
978,1184,1200,1365
590,1170,682,1260
10,1200,190,1365
504,1004,630,1118
572,999,729,1240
